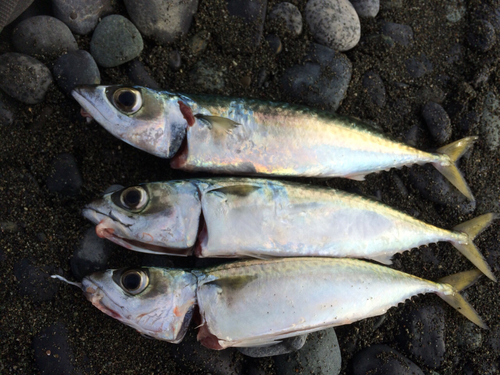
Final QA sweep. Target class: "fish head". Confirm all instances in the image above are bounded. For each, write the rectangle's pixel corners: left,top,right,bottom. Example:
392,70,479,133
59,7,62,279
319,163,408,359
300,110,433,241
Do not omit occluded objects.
72,85,187,158
82,267,197,343
82,182,201,255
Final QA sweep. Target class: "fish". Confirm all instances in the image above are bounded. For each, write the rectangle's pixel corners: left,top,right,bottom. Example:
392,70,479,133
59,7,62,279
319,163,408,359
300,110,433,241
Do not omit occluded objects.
82,178,497,281
52,258,488,350
72,85,477,200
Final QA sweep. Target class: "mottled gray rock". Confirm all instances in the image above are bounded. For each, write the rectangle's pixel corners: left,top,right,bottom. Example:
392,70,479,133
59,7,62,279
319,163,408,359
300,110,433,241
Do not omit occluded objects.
362,70,386,108
126,60,160,90
352,344,424,375
275,328,341,375
226,0,267,47
124,0,198,44
0,0,34,29
190,60,226,92
238,334,307,358
350,0,379,18
168,50,182,71
468,19,496,52
269,2,303,35
0,93,14,126
381,21,413,46
46,153,82,196
0,52,52,104
53,50,100,95
52,0,112,35
481,91,500,151
445,0,466,23
305,0,360,51
90,15,143,68
422,102,452,144
70,228,113,280
14,258,60,303
405,53,433,78
457,321,483,351
190,30,210,56
280,43,352,111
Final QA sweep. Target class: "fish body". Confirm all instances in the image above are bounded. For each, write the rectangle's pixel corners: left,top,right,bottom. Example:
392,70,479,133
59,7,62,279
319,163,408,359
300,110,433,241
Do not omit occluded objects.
72,85,476,200
83,178,496,280
79,258,487,349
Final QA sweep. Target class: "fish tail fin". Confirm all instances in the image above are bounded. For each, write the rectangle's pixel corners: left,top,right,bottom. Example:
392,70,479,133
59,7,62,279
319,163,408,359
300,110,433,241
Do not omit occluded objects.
451,213,498,282
437,269,488,329
433,136,478,201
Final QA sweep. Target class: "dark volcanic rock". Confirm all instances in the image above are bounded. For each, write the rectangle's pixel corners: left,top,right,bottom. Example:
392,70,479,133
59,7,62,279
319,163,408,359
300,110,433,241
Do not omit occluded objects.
126,60,160,89
381,21,413,46
53,50,101,95
351,344,424,375
46,153,83,196
468,19,496,52
362,70,386,108
70,228,113,280
52,0,112,35
422,101,452,144
405,53,433,78
269,2,303,35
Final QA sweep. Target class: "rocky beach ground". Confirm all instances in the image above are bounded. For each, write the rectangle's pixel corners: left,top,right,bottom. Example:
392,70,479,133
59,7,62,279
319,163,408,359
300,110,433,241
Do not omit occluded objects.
1,0,500,374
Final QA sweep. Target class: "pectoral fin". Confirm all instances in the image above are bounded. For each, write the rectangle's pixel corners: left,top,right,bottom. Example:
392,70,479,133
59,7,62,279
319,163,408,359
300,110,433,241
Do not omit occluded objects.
195,114,240,133
205,274,257,290
208,185,261,198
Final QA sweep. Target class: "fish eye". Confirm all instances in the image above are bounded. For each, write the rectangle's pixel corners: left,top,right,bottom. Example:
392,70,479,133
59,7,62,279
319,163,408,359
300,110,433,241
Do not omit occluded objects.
112,88,143,114
112,186,148,212
120,269,149,295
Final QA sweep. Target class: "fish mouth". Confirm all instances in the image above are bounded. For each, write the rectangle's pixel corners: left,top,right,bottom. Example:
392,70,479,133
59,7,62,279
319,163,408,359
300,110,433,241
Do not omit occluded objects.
72,86,109,125
82,278,124,320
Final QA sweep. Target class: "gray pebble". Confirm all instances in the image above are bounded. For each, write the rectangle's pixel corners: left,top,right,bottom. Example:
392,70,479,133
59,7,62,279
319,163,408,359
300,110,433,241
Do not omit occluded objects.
352,344,424,375
190,30,210,56
350,0,379,18
70,227,113,280
457,321,483,351
0,52,52,104
269,2,303,35
238,334,307,358
46,153,82,196
53,50,101,95
362,70,386,108
52,0,112,35
190,60,226,92
468,19,496,52
13,258,60,303
12,16,78,60
275,328,341,375
280,43,352,111
90,15,143,68
481,91,500,151
126,60,160,89
124,0,198,45
305,0,360,51
0,0,34,29
168,50,182,71
381,21,413,46
422,102,452,144
445,0,466,23
227,0,267,46
405,53,433,78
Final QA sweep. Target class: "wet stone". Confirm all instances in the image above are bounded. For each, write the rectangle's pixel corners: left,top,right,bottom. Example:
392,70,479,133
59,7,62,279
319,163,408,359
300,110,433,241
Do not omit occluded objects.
362,70,386,108
396,305,446,368
46,153,83,196
168,50,182,71
53,50,101,96
32,323,77,375
52,0,112,35
274,328,341,375
405,53,433,78
238,334,307,358
457,321,483,351
0,52,52,104
269,2,303,35
265,34,282,54
280,43,352,111
190,30,210,56
70,227,113,280
422,102,452,144
12,16,78,60
124,0,198,45
13,258,60,303
468,19,496,52
381,21,413,46
350,0,379,18
351,344,424,375
305,0,360,51
90,15,143,68
126,60,160,90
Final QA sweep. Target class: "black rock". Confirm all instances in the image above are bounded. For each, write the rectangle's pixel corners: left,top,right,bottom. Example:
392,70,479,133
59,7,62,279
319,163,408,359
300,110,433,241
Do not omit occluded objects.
32,323,77,375
457,321,483,351
124,0,198,44
268,2,303,35
405,53,433,78
70,227,113,280
351,344,424,375
468,19,496,52
53,50,101,95
226,0,267,47
397,305,446,368
168,50,182,71
0,52,53,104
12,16,78,59
0,0,34,29
0,93,14,126
381,21,413,46
13,258,60,303
90,15,144,68
238,334,307,358
126,60,160,90
362,70,386,108
358,34,395,57
46,153,83,196
350,0,380,18
422,102,452,144
52,0,112,35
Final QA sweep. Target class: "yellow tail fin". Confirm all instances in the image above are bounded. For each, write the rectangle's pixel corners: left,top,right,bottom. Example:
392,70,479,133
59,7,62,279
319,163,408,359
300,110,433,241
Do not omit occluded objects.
433,136,478,201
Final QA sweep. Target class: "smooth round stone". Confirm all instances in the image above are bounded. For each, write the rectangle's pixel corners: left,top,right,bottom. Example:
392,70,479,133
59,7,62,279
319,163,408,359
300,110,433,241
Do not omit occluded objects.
46,153,82,196
305,0,360,51
124,0,198,44
358,34,395,57
12,16,78,59
422,102,452,144
362,70,386,108
52,0,112,35
397,306,446,368
70,227,113,280
190,30,210,56
13,258,60,303
0,52,52,104
350,0,379,18
53,50,100,95
352,344,424,375
238,334,307,358
405,53,433,78
468,19,496,52
275,328,341,375
381,21,413,46
90,15,143,68
0,0,34,29
481,91,500,151
269,2,303,35
280,43,352,111
445,0,466,23
126,60,160,89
